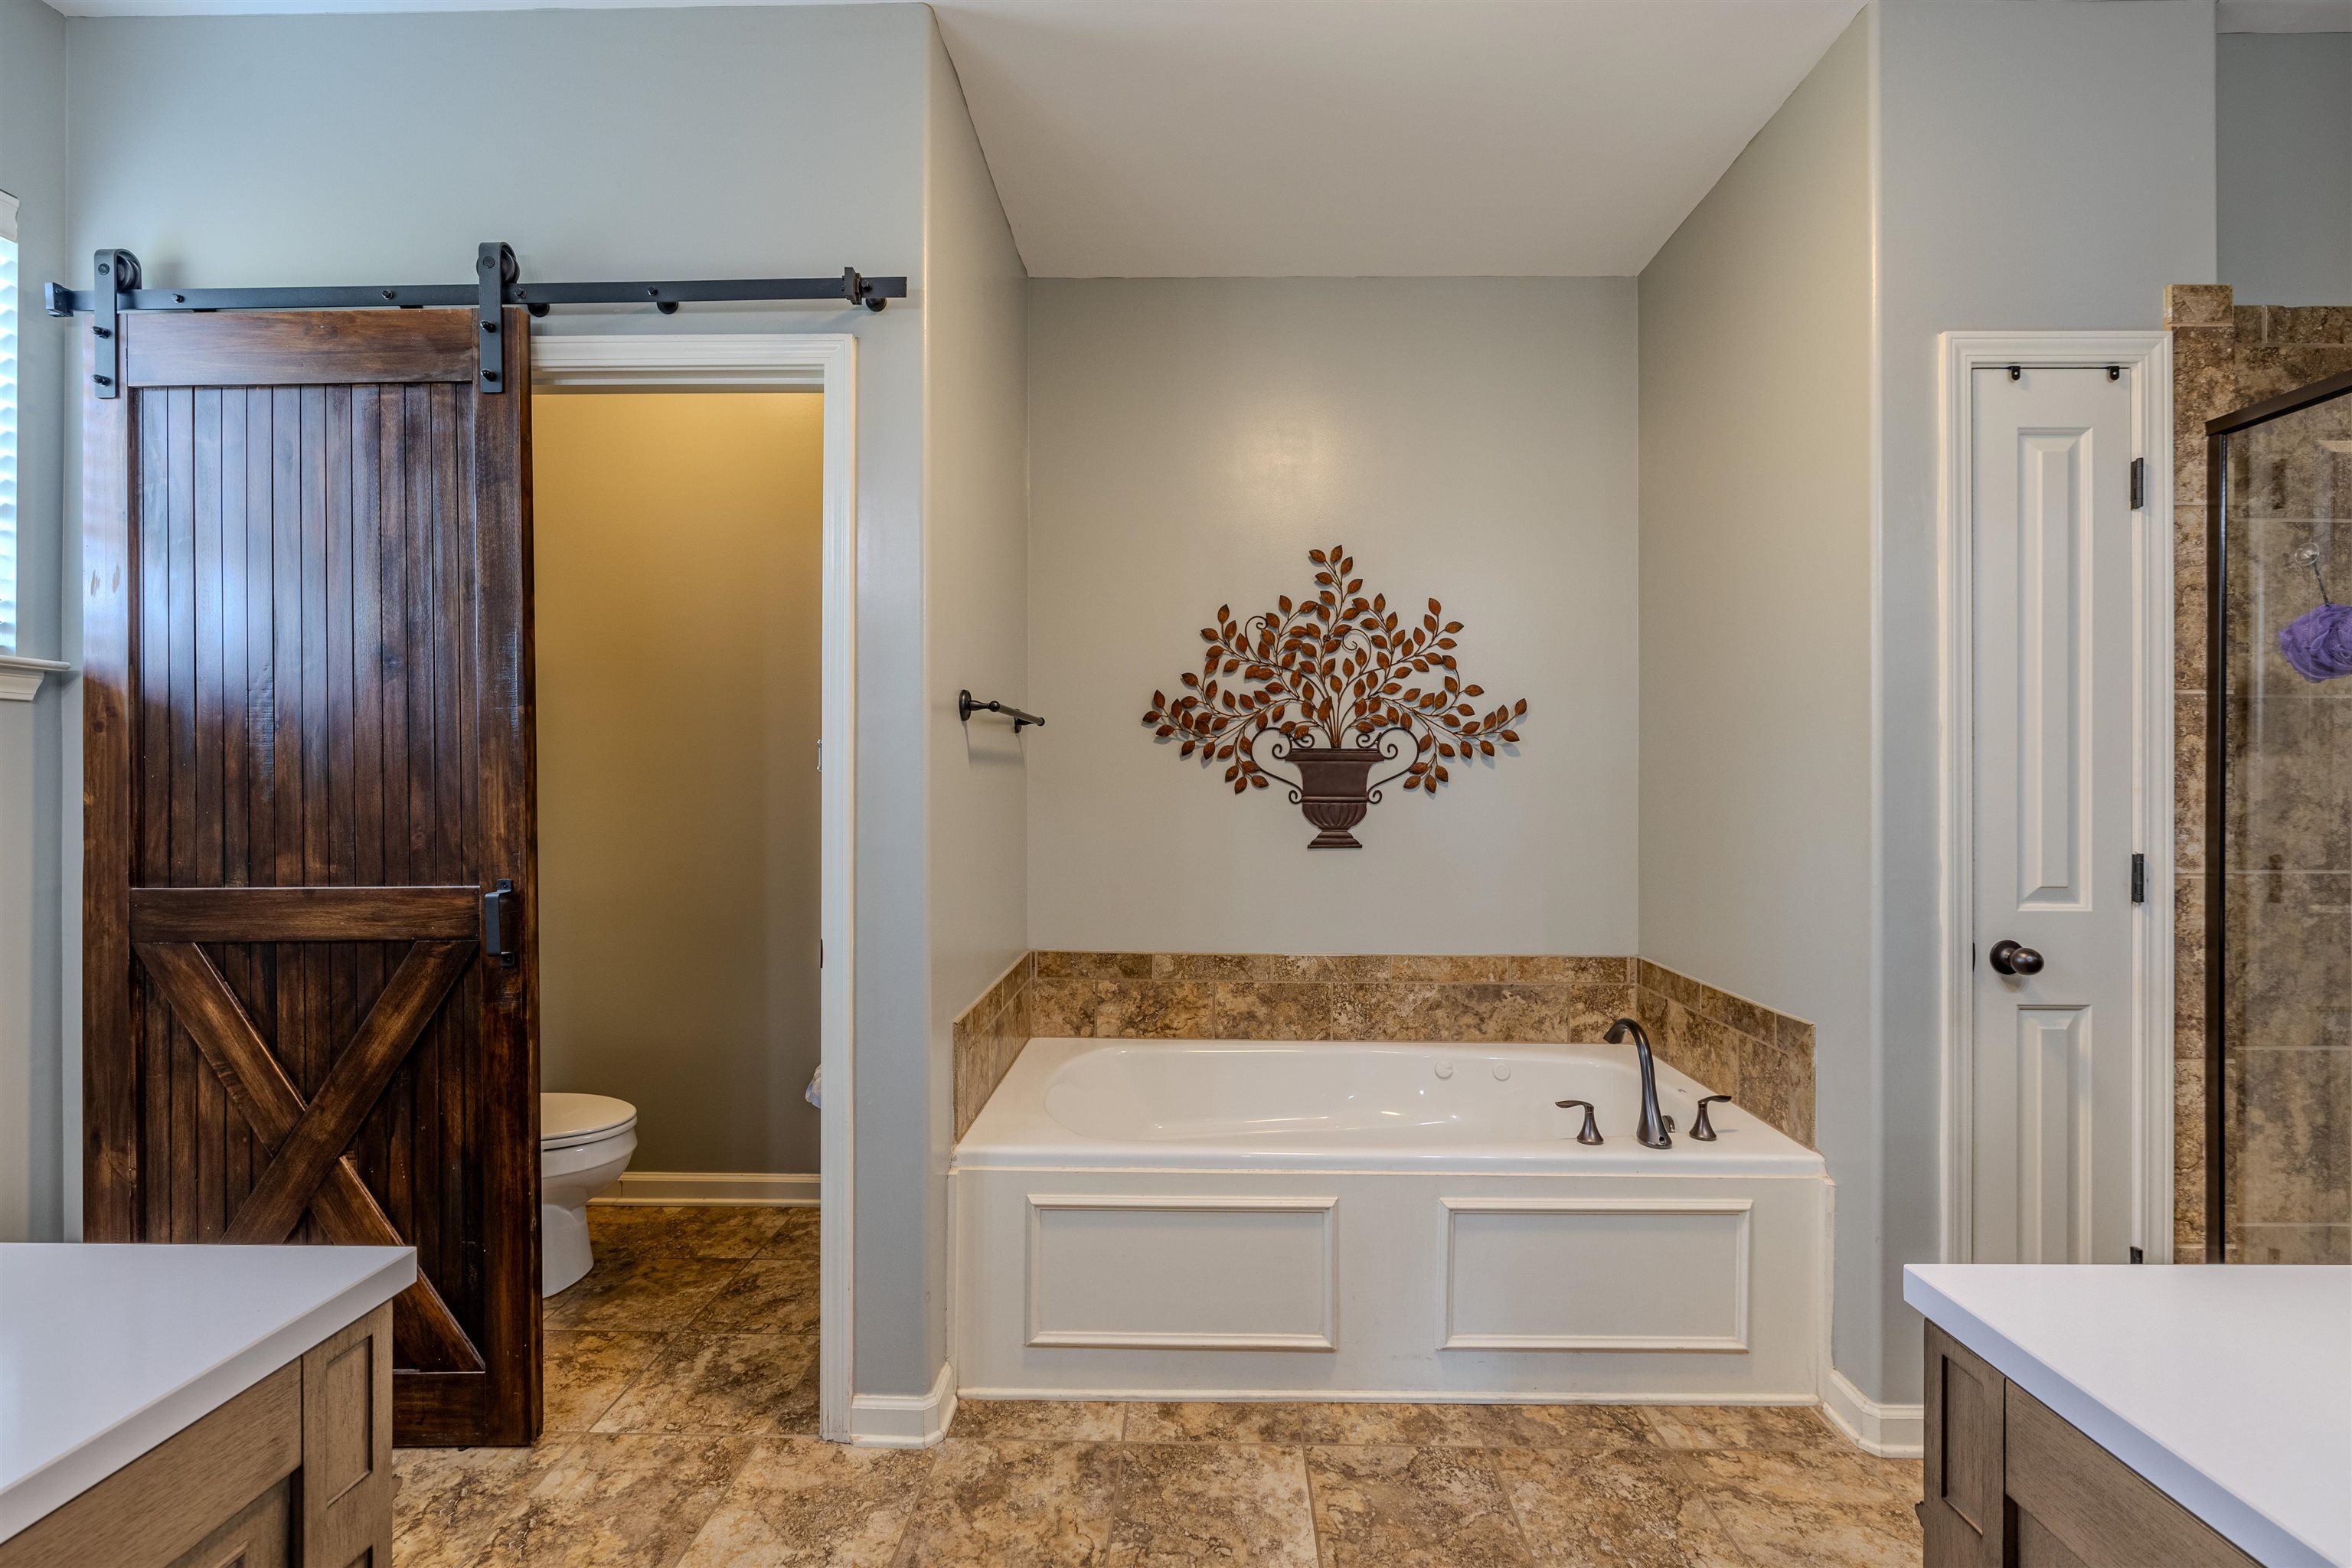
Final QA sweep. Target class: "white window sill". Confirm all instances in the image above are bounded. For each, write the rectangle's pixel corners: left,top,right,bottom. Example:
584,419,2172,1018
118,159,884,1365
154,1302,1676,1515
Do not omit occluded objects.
0,656,70,703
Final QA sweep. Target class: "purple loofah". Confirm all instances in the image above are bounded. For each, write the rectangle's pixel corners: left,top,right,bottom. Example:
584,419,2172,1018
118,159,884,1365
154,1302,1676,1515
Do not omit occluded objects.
2278,602,2352,682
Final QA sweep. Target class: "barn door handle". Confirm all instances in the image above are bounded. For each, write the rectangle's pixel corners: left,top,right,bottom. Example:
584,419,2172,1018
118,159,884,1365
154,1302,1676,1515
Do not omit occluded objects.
483,880,518,967
1988,939,2043,976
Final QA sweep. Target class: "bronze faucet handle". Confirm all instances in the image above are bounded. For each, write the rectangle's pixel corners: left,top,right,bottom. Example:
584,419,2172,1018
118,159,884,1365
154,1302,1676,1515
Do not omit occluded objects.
1692,1094,1733,1141
1555,1099,1604,1145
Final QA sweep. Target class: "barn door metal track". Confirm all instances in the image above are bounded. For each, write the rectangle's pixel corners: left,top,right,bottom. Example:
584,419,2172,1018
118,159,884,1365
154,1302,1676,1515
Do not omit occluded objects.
47,241,907,397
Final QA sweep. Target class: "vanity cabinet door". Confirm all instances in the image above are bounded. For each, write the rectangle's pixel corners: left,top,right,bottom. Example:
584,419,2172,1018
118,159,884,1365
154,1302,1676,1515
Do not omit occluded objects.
1922,1321,2264,1568
1922,1321,2005,1568
2004,1387,2259,1568
163,1481,291,1568
0,1366,299,1568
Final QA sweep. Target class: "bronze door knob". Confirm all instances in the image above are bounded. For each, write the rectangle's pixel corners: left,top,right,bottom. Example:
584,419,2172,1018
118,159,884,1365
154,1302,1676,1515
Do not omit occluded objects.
1988,939,2044,976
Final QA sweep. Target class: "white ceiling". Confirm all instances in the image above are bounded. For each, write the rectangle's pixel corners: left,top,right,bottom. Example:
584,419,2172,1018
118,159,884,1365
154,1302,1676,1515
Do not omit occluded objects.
52,0,1869,278
937,2,1862,277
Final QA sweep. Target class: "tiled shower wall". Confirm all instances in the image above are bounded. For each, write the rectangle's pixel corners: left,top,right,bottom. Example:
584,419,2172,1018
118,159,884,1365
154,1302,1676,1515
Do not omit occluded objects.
951,953,1817,1148
2168,286,2352,1263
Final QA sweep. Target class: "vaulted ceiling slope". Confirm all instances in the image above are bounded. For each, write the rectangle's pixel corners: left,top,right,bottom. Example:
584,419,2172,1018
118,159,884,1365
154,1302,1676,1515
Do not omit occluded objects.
936,0,1864,277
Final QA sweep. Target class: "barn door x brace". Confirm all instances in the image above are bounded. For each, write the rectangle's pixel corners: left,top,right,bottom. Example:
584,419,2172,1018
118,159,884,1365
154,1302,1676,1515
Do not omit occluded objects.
47,240,908,398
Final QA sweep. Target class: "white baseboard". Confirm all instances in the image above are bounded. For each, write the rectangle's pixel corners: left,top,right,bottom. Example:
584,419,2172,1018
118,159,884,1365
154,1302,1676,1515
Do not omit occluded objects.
848,1361,956,1448
952,1384,1821,1406
590,1171,819,1207
1821,1367,1924,1458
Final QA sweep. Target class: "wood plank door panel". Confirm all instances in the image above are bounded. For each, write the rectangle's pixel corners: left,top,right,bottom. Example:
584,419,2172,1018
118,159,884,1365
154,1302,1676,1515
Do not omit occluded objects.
83,309,540,1446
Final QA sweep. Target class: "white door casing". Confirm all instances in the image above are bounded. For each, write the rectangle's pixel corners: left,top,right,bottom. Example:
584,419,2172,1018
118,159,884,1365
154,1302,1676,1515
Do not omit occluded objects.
1938,333,2173,1267
531,334,860,1438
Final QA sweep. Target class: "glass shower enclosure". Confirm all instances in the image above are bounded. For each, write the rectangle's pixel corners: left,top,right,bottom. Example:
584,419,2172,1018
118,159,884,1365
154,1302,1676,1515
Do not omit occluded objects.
2205,368,2352,1263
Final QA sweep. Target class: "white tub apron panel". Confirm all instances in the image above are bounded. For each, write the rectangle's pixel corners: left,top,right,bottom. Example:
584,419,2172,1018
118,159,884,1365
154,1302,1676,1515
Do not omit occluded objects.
954,1038,1830,1405
1027,1195,1337,1351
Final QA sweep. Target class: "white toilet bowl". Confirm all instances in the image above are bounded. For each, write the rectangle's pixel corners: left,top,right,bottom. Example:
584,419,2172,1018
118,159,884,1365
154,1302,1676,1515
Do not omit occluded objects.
541,1093,639,1297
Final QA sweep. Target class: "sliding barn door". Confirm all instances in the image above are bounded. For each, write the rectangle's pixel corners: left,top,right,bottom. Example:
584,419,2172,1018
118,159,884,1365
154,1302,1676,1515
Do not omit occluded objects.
81,308,541,1446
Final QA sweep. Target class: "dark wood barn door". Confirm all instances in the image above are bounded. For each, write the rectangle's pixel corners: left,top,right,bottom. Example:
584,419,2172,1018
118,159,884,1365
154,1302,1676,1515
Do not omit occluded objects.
81,308,541,1446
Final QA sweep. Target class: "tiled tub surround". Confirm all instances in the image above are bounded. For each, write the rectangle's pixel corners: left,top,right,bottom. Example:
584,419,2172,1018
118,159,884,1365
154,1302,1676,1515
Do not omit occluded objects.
952,952,1818,1148
1635,960,1818,1151
952,955,1034,1141
2167,286,2352,1263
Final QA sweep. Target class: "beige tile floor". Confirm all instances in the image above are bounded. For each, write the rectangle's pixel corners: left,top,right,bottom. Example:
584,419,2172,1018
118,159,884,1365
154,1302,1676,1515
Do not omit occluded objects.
395,1206,1923,1566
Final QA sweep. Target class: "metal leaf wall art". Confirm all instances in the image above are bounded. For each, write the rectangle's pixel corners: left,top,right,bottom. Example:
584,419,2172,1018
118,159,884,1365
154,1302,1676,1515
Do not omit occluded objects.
1142,544,1528,848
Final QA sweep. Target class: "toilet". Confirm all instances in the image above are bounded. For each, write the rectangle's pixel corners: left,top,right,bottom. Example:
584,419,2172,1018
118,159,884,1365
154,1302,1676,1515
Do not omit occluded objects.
541,1093,639,1296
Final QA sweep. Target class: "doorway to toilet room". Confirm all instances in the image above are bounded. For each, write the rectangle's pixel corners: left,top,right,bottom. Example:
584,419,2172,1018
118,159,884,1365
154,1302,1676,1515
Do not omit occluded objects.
528,386,831,1383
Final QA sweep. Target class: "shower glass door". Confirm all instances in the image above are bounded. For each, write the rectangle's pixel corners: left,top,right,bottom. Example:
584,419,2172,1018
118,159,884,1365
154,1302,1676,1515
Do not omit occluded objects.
2207,371,2352,1263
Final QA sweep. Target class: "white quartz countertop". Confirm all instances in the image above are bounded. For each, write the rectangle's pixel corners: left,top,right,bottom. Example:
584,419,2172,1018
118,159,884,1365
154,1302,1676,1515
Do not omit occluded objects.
0,1243,414,1542
1906,1263,2352,1568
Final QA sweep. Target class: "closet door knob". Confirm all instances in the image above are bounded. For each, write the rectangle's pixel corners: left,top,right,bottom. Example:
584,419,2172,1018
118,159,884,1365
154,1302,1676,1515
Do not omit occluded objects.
1988,939,2043,976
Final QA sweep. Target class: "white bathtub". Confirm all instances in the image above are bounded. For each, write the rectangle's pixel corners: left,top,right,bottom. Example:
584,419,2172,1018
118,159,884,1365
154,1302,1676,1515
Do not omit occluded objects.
953,1039,1828,1405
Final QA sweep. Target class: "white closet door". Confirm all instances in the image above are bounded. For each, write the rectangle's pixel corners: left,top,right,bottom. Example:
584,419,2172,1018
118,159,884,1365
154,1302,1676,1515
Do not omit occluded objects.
1971,366,2141,1265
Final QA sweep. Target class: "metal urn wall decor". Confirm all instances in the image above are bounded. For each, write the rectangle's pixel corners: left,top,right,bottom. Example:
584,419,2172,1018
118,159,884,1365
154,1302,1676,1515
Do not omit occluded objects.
1142,544,1528,848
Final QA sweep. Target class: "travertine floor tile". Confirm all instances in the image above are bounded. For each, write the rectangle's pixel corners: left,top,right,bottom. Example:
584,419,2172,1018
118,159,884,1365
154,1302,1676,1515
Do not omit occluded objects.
694,1254,822,1335
674,1437,932,1567
756,1207,823,1257
891,1439,1120,1566
1671,1445,1922,1511
1304,1444,1536,1567
591,1204,793,1261
544,1331,665,1432
545,1254,743,1333
394,1442,575,1568
593,1332,819,1436
1640,1405,1838,1452
1494,1446,1744,1568
1122,1402,1654,1452
1400,1403,1660,1451
1106,1443,1318,1566
402,1214,1926,1568
1697,1492,1923,1568
1124,1402,1422,1446
483,1432,753,1566
951,1400,1126,1441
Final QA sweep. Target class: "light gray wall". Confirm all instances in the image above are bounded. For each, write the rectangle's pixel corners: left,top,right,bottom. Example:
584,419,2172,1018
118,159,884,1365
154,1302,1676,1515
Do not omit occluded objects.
0,0,72,1243
1638,9,1873,1409
2217,32,2352,306
55,3,956,1396
1025,276,1640,956
1873,0,2216,1403
917,24,1029,1391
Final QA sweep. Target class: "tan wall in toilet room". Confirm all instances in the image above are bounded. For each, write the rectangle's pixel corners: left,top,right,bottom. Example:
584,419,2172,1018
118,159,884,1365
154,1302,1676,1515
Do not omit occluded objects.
534,391,825,1176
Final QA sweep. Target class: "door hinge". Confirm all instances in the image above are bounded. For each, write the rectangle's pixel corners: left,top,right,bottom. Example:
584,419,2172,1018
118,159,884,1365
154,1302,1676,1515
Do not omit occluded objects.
2129,457,2145,511
2131,852,2147,904
818,938,825,969
2129,1246,2145,1264
1969,942,1978,971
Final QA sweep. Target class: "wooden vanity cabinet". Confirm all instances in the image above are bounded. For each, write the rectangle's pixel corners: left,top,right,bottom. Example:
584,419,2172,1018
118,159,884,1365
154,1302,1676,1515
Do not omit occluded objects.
0,1304,393,1568
1922,1321,2259,1568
